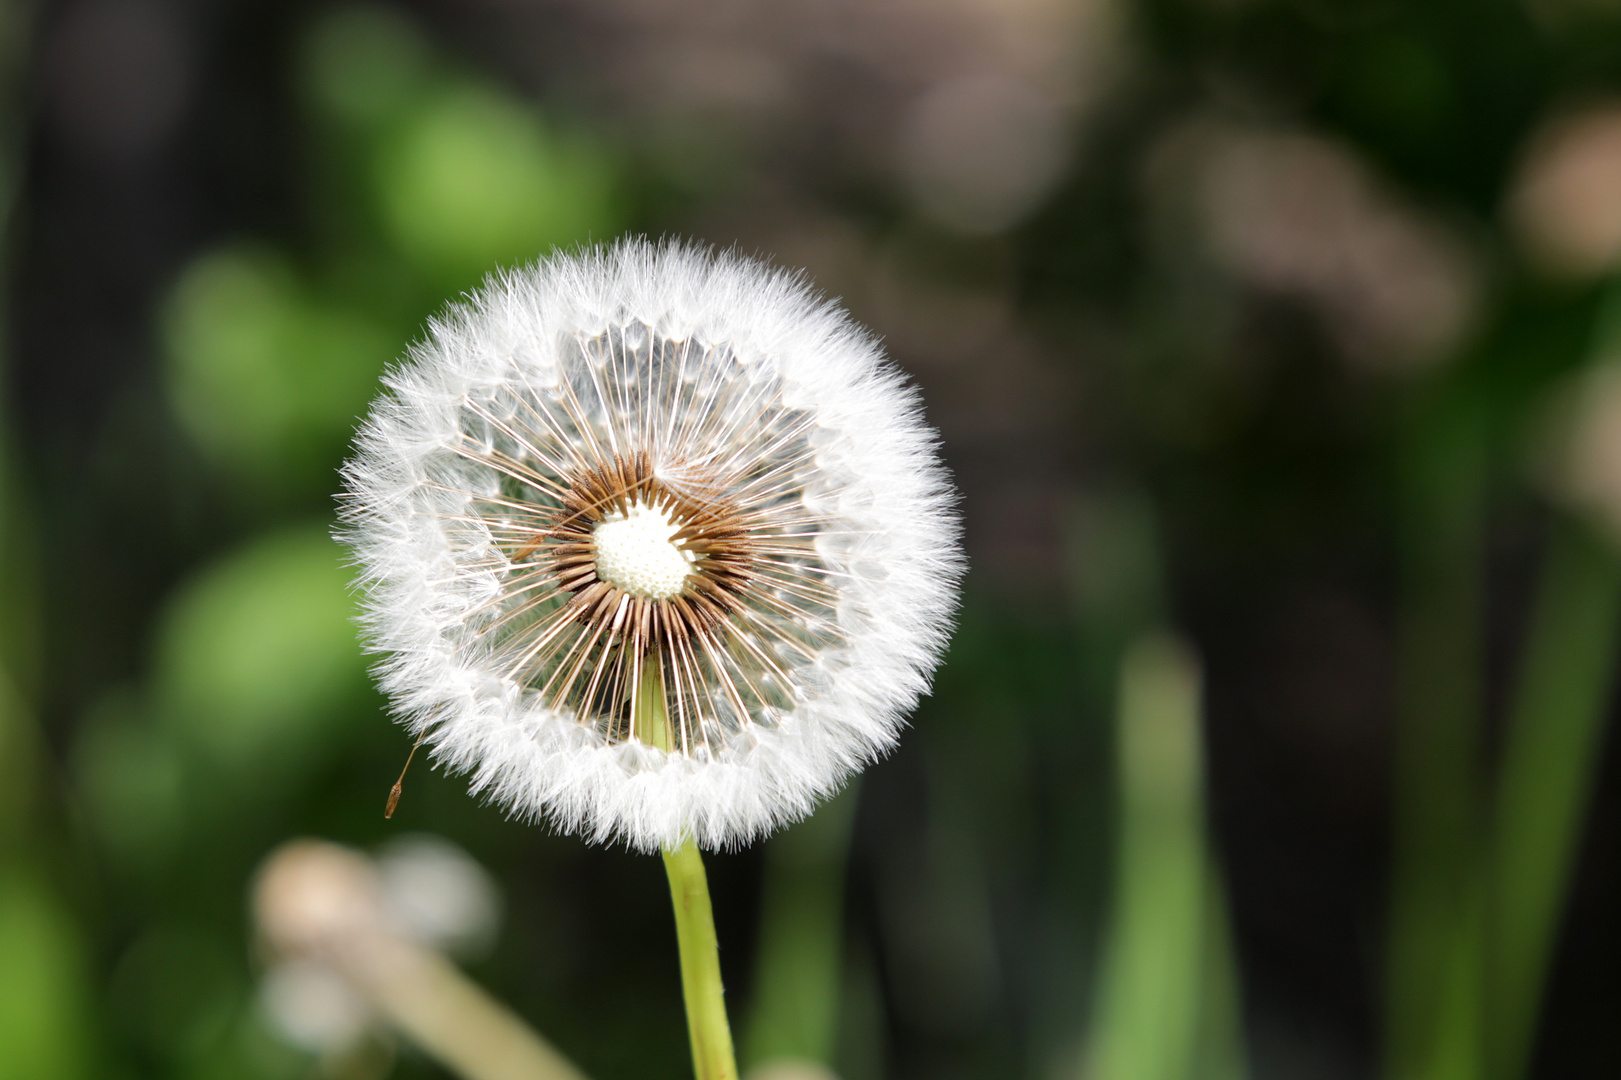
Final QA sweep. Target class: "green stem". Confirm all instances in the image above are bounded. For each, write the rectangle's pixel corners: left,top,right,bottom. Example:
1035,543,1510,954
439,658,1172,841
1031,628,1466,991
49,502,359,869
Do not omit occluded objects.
643,664,736,1080
663,842,738,1080
637,659,672,752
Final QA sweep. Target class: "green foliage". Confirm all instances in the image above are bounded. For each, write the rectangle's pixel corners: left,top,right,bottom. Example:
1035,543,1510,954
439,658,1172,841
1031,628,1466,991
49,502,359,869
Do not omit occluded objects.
744,787,860,1072
373,83,618,279
301,3,431,127
165,247,395,495
0,876,94,1080
74,693,186,870
166,4,622,507
152,524,368,776
74,525,369,873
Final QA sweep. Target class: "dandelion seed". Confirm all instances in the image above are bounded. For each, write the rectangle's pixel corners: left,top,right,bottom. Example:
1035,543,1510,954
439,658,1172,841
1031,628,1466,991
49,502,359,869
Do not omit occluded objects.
340,239,962,852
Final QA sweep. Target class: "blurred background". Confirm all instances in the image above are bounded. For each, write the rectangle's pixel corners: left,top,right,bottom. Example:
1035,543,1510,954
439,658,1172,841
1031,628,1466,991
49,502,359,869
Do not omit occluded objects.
1,0,1619,1079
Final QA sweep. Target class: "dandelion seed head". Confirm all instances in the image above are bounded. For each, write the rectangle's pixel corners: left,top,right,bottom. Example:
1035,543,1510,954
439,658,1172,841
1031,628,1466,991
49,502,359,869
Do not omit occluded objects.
340,239,962,852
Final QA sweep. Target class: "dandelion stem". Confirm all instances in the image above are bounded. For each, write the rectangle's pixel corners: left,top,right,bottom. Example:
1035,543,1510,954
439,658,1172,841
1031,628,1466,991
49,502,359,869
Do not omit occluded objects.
663,842,738,1080
638,660,673,751
643,664,736,1080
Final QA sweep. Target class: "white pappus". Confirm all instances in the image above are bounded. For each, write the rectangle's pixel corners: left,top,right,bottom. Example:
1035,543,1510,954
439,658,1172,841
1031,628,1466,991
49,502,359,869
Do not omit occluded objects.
339,239,962,852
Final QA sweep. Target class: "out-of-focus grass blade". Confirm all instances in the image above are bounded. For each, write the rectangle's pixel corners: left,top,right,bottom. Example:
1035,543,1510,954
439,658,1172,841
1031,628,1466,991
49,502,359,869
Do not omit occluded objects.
1386,396,1489,1080
744,784,860,1076
1486,519,1621,1080
1084,635,1248,1080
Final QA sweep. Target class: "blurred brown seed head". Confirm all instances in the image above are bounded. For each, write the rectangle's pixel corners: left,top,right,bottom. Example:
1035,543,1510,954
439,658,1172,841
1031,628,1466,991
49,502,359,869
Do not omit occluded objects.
899,73,1070,234
1148,119,1479,371
1509,102,1621,279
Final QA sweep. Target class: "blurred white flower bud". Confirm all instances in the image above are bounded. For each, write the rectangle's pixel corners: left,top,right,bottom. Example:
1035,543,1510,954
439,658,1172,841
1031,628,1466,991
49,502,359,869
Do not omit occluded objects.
259,958,374,1055
251,838,584,1080
377,834,501,958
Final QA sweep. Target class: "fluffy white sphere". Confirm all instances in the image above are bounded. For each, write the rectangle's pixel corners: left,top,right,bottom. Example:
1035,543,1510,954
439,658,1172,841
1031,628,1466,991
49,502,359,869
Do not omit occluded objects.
340,239,962,852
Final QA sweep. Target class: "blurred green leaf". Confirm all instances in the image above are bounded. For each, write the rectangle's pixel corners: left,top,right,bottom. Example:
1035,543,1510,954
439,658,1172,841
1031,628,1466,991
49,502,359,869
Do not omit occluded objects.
0,875,93,1080
153,524,369,782
373,83,617,278
164,246,395,492
106,923,242,1061
74,691,186,869
301,2,431,127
